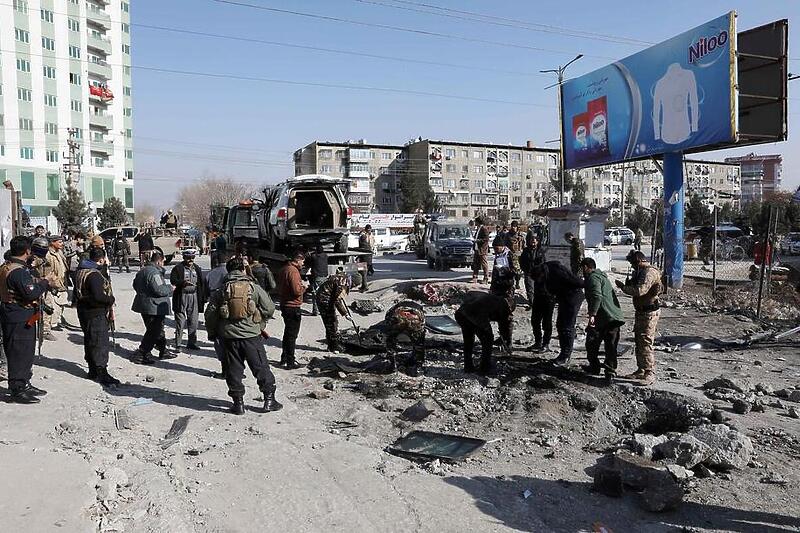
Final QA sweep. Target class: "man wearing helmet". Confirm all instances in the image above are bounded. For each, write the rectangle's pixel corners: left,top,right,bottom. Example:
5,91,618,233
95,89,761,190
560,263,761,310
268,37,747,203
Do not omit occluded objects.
170,248,204,351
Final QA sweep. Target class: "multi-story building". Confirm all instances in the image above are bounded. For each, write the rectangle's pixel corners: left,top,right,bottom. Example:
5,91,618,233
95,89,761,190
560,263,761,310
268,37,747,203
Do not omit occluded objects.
724,153,782,204
1,0,134,218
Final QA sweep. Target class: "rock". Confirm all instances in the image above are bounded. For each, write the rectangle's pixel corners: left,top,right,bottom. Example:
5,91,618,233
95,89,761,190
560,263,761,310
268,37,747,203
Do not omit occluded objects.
631,433,668,460
595,453,683,511
665,464,694,481
58,421,78,433
485,378,501,389
308,389,331,400
788,407,800,419
606,452,665,489
350,300,385,315
694,464,714,478
753,360,764,366
751,400,766,413
760,472,788,486
641,471,684,512
102,467,129,488
400,399,436,422
789,390,800,403
145,375,155,383
593,467,623,497
732,399,752,415
702,375,752,393
570,392,600,412
687,424,753,470
96,479,117,501
709,409,725,423
654,435,711,468
374,400,391,412
775,388,792,399
755,383,774,395
769,399,786,409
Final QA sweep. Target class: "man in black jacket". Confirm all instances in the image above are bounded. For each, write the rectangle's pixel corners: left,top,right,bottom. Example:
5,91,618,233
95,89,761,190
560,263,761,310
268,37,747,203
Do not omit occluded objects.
131,251,174,364
170,248,204,351
522,237,553,352
532,260,585,365
134,229,155,267
74,247,120,386
455,291,512,375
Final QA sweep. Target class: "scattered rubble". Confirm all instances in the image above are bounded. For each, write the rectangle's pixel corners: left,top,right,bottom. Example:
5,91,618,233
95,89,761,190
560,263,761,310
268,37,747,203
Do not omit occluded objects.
685,424,754,470
350,300,385,315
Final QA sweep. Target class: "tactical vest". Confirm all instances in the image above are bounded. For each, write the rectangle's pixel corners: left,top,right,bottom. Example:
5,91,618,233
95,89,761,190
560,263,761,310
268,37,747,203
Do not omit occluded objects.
74,268,113,303
220,279,262,323
0,261,32,306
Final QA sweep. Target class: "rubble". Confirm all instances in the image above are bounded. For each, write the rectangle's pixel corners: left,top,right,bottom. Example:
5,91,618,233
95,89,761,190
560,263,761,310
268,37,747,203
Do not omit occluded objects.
788,407,800,419
686,424,754,470
350,300,385,315
654,435,711,469
732,398,752,415
570,392,600,412
402,282,472,304
631,433,668,460
592,452,684,512
703,375,753,393
400,399,437,422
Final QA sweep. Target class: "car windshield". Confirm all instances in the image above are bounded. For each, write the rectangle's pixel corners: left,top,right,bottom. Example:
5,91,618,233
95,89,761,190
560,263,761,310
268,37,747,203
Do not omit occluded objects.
438,226,471,239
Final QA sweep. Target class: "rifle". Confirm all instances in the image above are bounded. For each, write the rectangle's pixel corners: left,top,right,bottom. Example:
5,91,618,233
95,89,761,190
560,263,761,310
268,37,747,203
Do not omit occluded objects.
109,307,117,349
26,295,52,357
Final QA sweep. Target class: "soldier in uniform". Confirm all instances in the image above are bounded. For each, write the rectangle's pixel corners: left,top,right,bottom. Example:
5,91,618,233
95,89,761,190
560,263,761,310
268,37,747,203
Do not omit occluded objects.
315,271,351,353
615,251,662,385
112,230,131,273
0,236,51,403
170,248,204,351
39,235,69,340
507,221,526,289
74,246,121,386
205,257,282,415
455,291,512,375
357,225,376,292
470,217,490,284
565,232,585,276
384,300,426,374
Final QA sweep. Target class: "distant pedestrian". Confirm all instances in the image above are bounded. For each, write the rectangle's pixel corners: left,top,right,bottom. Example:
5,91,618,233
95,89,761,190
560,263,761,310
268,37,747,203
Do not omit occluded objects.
357,225,375,292
520,233,546,305
74,246,120,387
112,230,131,273
277,249,306,369
489,236,516,301
581,258,624,378
565,232,585,276
634,228,644,252
40,235,69,340
470,217,490,284
534,260,585,366
161,209,179,231
170,248,204,351
205,257,281,415
248,253,276,294
456,291,512,375
134,229,154,267
507,221,525,289
131,251,175,364
615,251,662,385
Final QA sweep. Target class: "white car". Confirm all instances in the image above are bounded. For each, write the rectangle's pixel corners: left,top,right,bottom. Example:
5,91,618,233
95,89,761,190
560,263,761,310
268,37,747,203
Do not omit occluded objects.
780,232,800,255
604,227,636,246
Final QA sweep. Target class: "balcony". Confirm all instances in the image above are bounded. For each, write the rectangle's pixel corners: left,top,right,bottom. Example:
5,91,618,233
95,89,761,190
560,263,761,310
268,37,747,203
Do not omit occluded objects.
347,148,370,162
87,34,112,55
89,113,112,129
89,85,114,103
90,139,114,155
88,59,111,80
87,6,112,29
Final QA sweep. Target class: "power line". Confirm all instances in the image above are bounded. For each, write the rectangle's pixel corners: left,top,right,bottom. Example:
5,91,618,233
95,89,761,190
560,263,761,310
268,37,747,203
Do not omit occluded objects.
352,0,653,46
210,0,615,60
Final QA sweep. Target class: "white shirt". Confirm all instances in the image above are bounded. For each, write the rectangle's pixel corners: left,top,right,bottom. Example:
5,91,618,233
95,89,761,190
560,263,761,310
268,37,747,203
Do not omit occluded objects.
652,63,699,145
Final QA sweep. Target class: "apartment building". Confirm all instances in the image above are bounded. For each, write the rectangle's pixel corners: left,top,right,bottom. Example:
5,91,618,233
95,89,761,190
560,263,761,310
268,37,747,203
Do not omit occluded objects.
724,153,782,204
0,0,134,217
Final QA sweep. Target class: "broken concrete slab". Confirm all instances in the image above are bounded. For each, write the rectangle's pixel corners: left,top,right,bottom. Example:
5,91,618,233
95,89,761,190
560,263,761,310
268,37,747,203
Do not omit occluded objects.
641,470,684,512
631,434,669,461
654,434,712,469
732,399,752,415
160,415,192,450
686,424,754,470
702,375,753,393
592,452,684,513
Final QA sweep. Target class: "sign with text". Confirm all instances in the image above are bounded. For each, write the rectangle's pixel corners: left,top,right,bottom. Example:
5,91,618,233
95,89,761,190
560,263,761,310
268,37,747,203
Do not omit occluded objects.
561,12,737,169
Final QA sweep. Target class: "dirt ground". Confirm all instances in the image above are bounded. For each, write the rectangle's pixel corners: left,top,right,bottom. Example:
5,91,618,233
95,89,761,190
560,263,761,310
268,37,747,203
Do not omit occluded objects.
1,253,798,533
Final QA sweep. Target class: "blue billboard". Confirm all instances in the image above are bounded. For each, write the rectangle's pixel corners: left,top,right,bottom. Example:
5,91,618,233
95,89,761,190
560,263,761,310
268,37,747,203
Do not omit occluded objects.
561,12,737,170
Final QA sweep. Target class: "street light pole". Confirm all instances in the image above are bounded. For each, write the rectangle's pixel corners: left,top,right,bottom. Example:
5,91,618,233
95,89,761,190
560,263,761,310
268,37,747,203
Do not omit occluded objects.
541,54,583,207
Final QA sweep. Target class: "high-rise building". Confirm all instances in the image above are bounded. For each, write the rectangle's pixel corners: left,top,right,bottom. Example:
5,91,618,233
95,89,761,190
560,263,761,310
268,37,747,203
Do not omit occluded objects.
0,0,134,218
724,153,783,204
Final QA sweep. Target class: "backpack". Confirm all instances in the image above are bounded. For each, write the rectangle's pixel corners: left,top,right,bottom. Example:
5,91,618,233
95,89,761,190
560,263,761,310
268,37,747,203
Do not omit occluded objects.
220,279,260,322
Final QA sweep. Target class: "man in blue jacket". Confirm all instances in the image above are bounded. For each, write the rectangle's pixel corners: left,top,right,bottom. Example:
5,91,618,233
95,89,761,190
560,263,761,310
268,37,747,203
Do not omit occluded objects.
131,251,175,364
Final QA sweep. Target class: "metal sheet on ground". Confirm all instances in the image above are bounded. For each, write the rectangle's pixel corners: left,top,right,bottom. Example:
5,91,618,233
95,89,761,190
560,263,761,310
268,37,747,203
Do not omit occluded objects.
160,415,192,449
388,430,486,462
425,315,461,335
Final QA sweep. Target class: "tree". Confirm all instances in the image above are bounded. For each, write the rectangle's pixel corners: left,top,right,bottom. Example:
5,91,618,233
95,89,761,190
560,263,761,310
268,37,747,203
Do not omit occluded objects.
52,186,90,234
99,197,128,229
134,202,157,225
571,174,588,206
625,184,636,207
686,194,712,227
175,177,259,228
400,173,440,213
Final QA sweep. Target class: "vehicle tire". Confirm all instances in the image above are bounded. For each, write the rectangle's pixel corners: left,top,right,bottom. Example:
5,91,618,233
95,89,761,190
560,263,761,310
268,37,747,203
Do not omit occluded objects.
625,239,633,245
731,246,745,262
427,257,435,269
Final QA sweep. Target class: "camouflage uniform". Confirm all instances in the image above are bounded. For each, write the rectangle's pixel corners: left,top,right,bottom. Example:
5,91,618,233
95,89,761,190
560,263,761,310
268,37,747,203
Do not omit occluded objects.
384,300,426,368
570,237,585,276
621,262,662,380
507,229,525,286
315,275,350,351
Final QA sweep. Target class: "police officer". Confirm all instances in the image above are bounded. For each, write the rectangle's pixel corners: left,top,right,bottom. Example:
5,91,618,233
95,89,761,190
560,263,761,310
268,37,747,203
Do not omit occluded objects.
170,248,204,351
205,257,281,415
357,225,375,292
131,250,175,364
315,271,350,353
533,260,585,366
507,221,525,289
75,246,121,386
112,230,131,273
0,236,51,403
615,250,662,385
455,291,512,375
384,300,426,374
40,234,69,340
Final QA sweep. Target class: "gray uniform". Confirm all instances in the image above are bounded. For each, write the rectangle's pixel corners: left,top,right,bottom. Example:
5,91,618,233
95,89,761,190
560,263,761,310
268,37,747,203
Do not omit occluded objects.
170,261,202,348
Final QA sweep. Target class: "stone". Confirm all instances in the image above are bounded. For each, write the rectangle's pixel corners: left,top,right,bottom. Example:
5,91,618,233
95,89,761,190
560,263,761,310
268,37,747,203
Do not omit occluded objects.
775,389,792,399
308,389,331,400
702,375,752,393
687,424,754,470
788,407,800,419
732,399,752,415
665,464,694,481
593,467,623,497
102,467,129,488
694,464,714,478
654,435,711,469
485,378,501,389
570,392,600,412
96,479,117,501
788,390,800,403
641,470,684,512
58,421,78,433
631,433,668,460
400,399,437,422
754,383,774,395
145,375,155,383
607,452,665,489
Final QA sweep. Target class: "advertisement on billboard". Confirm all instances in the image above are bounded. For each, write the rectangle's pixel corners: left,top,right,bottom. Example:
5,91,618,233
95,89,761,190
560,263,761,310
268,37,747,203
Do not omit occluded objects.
561,12,737,170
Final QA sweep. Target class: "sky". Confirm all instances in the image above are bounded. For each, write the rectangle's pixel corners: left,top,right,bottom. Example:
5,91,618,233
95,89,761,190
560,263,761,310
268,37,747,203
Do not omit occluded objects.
131,0,800,208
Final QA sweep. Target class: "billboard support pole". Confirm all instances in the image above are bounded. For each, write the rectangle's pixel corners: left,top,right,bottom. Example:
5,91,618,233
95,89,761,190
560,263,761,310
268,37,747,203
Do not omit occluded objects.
662,152,684,289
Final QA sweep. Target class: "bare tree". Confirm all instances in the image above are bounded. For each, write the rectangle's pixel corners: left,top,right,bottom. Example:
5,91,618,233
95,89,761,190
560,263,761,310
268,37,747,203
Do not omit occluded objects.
134,201,158,225
175,176,259,229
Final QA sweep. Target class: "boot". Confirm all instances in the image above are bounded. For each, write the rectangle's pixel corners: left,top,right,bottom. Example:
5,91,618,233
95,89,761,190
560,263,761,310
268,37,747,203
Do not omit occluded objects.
9,388,41,404
263,386,283,413
230,397,245,415
463,354,475,373
131,350,156,365
159,348,178,360
283,359,302,370
43,332,57,341
622,369,647,380
25,383,48,396
186,334,200,350
581,363,602,376
552,354,571,367
97,368,121,387
86,362,99,380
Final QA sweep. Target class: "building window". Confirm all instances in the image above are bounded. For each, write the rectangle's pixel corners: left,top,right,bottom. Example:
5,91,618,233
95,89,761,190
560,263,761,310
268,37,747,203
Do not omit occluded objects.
123,86,132,96
320,164,332,173
445,148,456,158
334,150,345,159
124,66,132,75
17,87,32,102
45,122,58,135
21,171,36,199
46,150,58,162
121,1,129,12
16,58,31,72
68,46,81,59
13,0,28,13
122,44,131,54
71,100,82,112
121,23,130,34
42,37,56,51
445,164,456,173
446,179,456,188
536,154,545,163
125,188,133,208
47,174,60,200
68,18,80,31
125,170,134,181
319,149,332,159
41,9,54,22
125,129,132,138
511,153,521,161
15,28,30,43
43,65,56,78
123,108,132,117
473,180,482,188
20,147,35,160
44,94,57,107
473,165,484,174
461,150,469,158
462,165,469,173
381,152,393,160
92,178,103,201
125,150,133,159
18,118,33,131
69,73,81,85
537,168,545,176
473,151,483,159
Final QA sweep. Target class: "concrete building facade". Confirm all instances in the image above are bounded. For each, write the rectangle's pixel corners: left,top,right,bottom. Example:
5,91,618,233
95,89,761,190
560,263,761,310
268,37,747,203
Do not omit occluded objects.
724,153,782,204
0,0,134,218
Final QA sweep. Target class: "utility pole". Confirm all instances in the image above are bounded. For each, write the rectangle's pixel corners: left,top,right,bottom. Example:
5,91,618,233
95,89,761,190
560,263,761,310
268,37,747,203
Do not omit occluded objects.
62,128,82,189
541,54,583,207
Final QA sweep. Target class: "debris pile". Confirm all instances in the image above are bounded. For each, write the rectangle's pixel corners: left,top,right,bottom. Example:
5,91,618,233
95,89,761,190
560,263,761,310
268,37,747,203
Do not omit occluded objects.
702,374,799,417
350,299,385,315
661,283,800,321
403,282,473,304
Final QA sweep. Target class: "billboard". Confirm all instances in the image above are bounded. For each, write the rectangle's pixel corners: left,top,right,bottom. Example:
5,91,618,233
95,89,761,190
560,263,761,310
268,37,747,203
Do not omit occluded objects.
561,12,737,169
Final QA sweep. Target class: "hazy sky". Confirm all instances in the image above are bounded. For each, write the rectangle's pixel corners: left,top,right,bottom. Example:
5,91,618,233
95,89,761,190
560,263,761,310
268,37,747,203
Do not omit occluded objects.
131,0,799,208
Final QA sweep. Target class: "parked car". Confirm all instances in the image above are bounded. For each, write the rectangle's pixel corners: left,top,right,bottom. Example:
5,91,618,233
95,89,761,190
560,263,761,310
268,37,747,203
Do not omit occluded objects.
780,232,800,255
603,227,635,246
423,220,474,270
98,226,187,265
